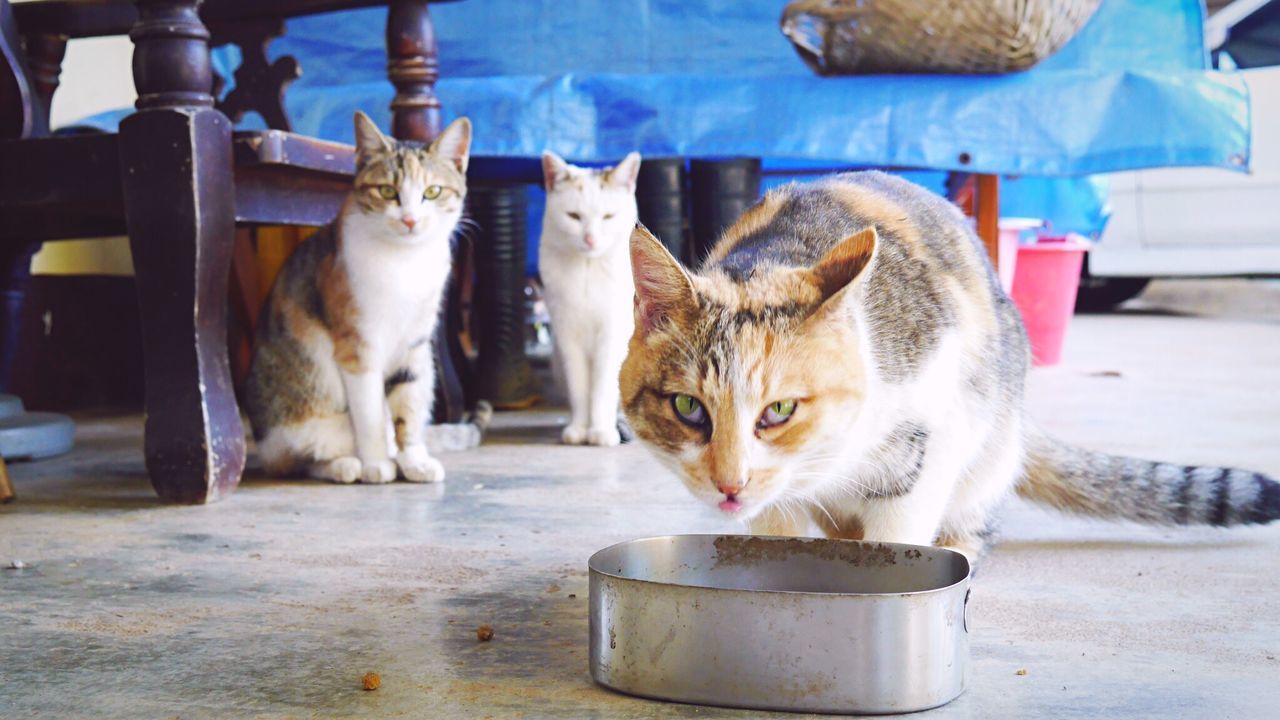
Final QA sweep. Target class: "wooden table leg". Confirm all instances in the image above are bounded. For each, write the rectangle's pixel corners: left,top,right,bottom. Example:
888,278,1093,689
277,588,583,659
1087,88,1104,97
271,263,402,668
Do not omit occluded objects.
386,0,442,142
0,456,14,504
119,0,245,503
386,0,468,422
975,173,1000,267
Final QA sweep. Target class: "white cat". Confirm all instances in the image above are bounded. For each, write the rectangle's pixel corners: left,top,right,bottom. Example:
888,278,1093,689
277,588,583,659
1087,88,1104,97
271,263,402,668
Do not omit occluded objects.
538,151,642,446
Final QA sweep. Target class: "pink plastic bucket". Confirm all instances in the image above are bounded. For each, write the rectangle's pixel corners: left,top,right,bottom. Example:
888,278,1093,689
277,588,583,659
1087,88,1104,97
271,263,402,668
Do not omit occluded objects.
996,218,1043,294
1010,236,1089,366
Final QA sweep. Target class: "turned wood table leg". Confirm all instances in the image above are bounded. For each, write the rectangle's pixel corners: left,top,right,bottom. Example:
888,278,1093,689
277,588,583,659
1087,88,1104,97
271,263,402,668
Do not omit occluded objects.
385,1,467,423
386,1,442,141
119,0,244,503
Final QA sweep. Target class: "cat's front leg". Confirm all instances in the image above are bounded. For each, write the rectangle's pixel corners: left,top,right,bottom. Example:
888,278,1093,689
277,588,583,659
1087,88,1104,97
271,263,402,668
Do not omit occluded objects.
558,336,592,445
387,345,445,483
340,368,397,483
858,460,959,547
585,336,624,447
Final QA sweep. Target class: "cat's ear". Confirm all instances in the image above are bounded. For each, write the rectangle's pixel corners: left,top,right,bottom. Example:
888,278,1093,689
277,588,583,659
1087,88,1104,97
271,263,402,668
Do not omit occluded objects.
431,117,472,173
808,226,878,308
542,151,570,191
631,224,696,335
605,152,642,190
353,111,393,163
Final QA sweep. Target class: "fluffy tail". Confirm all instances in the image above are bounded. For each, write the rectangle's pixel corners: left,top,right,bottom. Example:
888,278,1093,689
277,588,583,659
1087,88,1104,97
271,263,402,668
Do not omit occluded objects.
1018,430,1280,527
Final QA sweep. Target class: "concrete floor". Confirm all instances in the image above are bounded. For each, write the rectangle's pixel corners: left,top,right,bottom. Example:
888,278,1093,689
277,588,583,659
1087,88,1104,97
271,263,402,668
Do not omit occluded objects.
3,280,1279,719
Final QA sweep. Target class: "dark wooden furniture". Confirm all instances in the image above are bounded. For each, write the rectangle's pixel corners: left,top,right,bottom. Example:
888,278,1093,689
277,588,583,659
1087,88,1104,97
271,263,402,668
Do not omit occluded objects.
0,0,461,504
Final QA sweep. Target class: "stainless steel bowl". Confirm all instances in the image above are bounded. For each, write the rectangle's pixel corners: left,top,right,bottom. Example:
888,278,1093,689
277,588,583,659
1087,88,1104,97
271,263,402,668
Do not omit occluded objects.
589,535,971,715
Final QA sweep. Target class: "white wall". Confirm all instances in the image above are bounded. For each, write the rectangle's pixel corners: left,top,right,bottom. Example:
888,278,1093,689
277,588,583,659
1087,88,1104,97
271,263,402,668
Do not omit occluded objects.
48,36,136,129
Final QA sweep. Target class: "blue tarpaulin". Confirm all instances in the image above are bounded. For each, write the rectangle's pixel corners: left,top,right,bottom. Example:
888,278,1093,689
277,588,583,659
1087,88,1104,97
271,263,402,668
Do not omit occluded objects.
236,0,1250,176
72,0,1247,246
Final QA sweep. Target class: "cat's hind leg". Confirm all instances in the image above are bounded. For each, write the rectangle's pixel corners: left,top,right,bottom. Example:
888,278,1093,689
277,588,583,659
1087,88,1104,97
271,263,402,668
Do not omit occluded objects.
938,422,1025,565
310,456,364,484
257,414,365,484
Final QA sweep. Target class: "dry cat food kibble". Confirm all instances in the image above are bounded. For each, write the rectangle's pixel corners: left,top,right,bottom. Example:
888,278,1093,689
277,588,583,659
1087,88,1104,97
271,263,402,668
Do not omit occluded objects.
476,625,495,642
362,672,381,691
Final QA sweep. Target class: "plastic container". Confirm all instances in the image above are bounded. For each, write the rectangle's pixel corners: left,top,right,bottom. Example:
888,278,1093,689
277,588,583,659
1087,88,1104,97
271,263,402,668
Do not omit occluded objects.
1011,235,1089,366
996,218,1045,294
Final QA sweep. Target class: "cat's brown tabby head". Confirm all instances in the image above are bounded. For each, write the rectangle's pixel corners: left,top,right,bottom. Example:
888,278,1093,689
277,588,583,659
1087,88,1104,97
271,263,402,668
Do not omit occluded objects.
620,222,878,520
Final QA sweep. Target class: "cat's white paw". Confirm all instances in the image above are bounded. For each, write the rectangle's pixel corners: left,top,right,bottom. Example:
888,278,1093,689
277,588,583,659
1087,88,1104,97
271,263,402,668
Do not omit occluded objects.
397,445,445,483
310,456,362,484
561,424,588,445
360,458,397,484
586,427,621,447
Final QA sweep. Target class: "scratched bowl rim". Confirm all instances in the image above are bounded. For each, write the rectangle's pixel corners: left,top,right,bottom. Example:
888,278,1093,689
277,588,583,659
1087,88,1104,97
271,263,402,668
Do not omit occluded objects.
588,534,971,598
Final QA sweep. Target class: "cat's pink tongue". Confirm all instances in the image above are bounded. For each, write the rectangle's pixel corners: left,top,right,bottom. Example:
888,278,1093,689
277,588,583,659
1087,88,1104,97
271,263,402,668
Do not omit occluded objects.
719,499,743,513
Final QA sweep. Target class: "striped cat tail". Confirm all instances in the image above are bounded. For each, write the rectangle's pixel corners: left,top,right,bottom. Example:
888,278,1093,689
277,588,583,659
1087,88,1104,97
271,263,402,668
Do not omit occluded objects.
1017,429,1280,527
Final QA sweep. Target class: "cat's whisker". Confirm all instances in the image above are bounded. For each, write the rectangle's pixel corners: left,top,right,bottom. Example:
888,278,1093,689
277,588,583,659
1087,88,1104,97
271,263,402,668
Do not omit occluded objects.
805,495,839,529
780,496,805,532
450,216,482,243
793,471,874,501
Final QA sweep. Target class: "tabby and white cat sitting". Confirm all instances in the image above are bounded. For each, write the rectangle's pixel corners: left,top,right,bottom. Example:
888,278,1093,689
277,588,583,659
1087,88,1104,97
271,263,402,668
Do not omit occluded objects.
539,151,642,446
621,171,1280,559
245,112,471,484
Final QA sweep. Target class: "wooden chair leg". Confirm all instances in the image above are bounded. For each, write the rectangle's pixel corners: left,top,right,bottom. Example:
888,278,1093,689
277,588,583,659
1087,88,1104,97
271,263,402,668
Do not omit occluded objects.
119,0,244,503
975,173,1001,267
0,456,14,504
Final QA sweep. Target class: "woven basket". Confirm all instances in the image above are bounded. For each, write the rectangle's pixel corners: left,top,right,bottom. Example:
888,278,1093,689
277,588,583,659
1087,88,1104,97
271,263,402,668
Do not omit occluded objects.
780,0,1102,75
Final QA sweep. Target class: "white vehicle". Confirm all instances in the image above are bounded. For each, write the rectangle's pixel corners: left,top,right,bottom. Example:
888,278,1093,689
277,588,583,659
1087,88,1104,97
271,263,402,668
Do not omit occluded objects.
1083,2,1280,309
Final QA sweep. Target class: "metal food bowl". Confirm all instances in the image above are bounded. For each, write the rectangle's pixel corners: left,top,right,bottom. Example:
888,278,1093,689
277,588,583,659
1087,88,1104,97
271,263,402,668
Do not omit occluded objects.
589,535,972,715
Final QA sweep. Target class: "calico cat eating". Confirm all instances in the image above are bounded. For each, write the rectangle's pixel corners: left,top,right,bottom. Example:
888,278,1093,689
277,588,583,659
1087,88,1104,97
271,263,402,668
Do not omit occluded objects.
621,171,1279,558
245,111,470,484
539,151,642,446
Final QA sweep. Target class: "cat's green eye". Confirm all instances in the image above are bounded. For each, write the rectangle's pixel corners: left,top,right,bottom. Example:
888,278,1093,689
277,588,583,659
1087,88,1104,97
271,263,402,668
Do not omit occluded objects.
603,213,615,220
377,185,398,201
758,399,797,429
423,185,443,200
567,211,581,221
672,393,708,427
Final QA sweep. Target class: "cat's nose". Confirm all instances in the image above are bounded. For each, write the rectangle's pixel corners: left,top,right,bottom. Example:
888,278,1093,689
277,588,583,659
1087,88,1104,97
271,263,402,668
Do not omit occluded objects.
401,217,416,230
716,479,746,497
583,233,595,249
